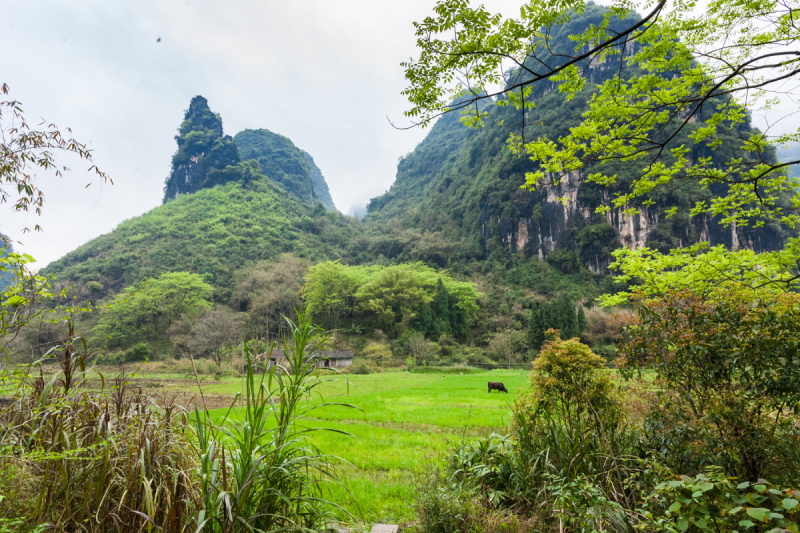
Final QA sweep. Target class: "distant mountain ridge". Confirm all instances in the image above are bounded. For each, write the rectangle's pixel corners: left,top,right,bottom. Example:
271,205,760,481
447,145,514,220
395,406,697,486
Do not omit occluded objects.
45,6,792,306
163,97,336,211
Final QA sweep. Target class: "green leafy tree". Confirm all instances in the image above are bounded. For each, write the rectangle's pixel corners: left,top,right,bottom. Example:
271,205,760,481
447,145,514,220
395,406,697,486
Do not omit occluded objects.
619,290,800,483
404,331,438,365
528,296,584,349
577,306,587,336
362,342,392,367
528,302,546,350
401,0,800,299
95,271,212,347
431,278,452,337
304,261,359,328
356,267,432,337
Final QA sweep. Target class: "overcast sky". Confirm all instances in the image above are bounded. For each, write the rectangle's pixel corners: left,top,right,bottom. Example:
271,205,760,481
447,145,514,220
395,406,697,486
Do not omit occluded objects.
1,1,797,268
0,0,521,266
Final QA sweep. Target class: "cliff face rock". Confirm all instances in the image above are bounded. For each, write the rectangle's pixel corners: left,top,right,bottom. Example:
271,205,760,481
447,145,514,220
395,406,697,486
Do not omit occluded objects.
366,4,788,272
479,170,784,275
163,96,241,202
162,98,337,210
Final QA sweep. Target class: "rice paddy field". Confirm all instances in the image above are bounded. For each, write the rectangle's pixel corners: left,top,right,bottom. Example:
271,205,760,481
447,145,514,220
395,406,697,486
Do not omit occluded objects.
110,368,530,527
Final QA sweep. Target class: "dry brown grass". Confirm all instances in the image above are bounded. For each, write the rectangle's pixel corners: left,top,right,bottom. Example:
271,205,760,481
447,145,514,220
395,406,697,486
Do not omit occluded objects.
583,306,635,344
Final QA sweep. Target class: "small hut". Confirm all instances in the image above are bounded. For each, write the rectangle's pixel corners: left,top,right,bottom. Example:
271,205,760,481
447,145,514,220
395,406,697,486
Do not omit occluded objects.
251,349,354,372
316,350,354,369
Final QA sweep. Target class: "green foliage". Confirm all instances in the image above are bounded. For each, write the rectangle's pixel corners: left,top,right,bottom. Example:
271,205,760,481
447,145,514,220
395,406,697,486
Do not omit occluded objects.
126,341,151,362
408,366,484,374
46,182,359,299
361,342,392,367
522,331,621,430
0,324,194,531
414,467,523,533
301,150,337,211
644,468,800,533
304,261,360,328
600,242,800,307
527,296,586,349
399,0,799,302
305,261,481,338
164,95,241,201
191,307,358,531
350,361,372,375
357,268,432,336
94,271,212,348
619,291,800,483
234,128,320,206
0,250,53,354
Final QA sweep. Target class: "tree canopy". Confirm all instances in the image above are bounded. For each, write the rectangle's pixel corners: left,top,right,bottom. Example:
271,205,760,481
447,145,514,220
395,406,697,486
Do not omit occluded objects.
304,261,481,338
401,0,800,301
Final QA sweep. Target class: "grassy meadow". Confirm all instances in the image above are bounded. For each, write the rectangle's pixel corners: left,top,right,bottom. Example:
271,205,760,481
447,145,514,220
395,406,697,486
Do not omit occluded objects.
109,367,529,526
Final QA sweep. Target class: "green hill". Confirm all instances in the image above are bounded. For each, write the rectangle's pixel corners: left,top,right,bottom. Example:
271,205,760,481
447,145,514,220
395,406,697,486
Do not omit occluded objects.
234,128,337,210
364,3,788,275
301,150,336,211
44,5,791,326
47,178,357,302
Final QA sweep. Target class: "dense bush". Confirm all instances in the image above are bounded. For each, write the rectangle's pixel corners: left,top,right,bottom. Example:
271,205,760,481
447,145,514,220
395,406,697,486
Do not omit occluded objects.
414,468,527,533
304,261,480,338
619,291,800,484
126,341,151,362
350,361,372,374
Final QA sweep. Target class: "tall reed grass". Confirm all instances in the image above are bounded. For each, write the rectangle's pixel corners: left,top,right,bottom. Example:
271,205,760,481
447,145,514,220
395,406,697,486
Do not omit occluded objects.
191,307,359,532
0,309,357,532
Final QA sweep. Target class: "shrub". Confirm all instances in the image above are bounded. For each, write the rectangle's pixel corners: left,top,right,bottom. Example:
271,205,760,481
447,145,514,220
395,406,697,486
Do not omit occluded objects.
640,466,800,533
619,290,800,483
0,332,194,531
590,342,617,361
125,341,151,362
351,361,372,374
414,468,524,533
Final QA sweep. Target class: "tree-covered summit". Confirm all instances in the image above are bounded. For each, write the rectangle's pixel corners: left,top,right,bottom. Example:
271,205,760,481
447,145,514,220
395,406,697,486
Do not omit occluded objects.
366,4,790,274
234,128,336,210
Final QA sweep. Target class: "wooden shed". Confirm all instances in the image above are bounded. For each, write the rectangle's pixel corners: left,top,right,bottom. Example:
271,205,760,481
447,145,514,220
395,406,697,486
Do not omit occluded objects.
253,349,354,371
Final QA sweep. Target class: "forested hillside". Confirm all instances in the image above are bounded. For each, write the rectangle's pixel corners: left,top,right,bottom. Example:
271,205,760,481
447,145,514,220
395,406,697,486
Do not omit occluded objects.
47,178,357,302
366,3,789,274
234,129,337,210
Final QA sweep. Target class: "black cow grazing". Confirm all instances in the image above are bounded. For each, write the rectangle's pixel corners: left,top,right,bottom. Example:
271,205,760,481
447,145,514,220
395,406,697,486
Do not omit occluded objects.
488,382,508,393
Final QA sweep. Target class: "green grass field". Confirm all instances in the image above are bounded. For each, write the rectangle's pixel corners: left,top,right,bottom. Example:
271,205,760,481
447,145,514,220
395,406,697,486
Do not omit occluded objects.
202,370,529,526
85,366,528,526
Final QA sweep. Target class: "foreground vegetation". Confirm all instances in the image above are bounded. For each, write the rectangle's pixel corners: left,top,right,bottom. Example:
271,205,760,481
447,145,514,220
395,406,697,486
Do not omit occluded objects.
0,311,369,531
